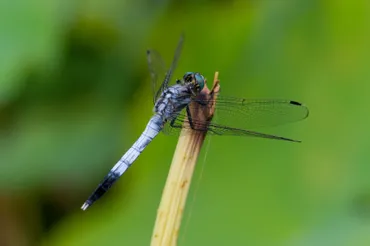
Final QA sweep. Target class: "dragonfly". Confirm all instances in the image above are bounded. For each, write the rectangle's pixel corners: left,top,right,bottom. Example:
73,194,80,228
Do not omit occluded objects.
81,35,309,210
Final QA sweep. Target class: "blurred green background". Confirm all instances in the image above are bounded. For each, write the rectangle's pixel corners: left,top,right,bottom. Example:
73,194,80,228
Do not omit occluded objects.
1,0,370,245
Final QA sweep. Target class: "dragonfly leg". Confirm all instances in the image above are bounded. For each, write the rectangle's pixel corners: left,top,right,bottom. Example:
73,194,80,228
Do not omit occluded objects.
170,117,182,129
196,100,208,106
186,105,195,129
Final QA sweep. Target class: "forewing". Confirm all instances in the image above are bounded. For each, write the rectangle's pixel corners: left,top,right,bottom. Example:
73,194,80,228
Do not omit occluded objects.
189,96,309,129
163,97,308,141
158,35,184,98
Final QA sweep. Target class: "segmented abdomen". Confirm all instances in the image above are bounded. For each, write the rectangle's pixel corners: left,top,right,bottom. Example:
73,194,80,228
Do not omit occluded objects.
81,114,163,210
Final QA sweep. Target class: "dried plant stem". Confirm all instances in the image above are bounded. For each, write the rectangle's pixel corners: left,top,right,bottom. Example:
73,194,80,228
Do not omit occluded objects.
151,72,220,246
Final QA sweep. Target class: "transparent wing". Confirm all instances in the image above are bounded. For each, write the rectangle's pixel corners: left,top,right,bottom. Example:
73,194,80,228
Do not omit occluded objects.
147,49,167,104
164,97,309,141
147,34,185,104
192,96,309,129
161,34,184,95
168,114,301,142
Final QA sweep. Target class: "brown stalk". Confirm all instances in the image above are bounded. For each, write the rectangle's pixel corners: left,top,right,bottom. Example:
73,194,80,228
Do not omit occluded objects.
150,72,220,246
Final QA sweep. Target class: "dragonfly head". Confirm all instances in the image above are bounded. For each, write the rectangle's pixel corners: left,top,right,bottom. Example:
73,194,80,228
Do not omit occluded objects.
183,72,205,94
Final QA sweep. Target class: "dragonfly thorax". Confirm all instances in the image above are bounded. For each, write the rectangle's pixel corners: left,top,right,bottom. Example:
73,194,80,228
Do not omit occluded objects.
154,84,192,121
154,72,205,121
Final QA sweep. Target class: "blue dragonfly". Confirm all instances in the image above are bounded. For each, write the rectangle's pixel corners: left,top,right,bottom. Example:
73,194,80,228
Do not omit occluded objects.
81,35,309,210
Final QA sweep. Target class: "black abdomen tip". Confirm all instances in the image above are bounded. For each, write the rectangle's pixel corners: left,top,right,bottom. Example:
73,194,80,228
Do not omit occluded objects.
81,171,121,210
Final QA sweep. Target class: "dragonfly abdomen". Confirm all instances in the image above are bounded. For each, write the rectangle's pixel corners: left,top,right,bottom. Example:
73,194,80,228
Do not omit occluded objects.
81,114,163,210
113,114,163,175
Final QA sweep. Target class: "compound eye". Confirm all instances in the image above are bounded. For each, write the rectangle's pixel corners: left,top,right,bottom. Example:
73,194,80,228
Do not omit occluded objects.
194,73,205,91
183,72,194,82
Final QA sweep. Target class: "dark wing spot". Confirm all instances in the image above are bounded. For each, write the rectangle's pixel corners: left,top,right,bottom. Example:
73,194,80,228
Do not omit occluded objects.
290,100,302,106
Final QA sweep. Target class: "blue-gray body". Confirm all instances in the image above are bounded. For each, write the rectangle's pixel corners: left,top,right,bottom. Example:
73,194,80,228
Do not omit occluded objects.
81,84,192,210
